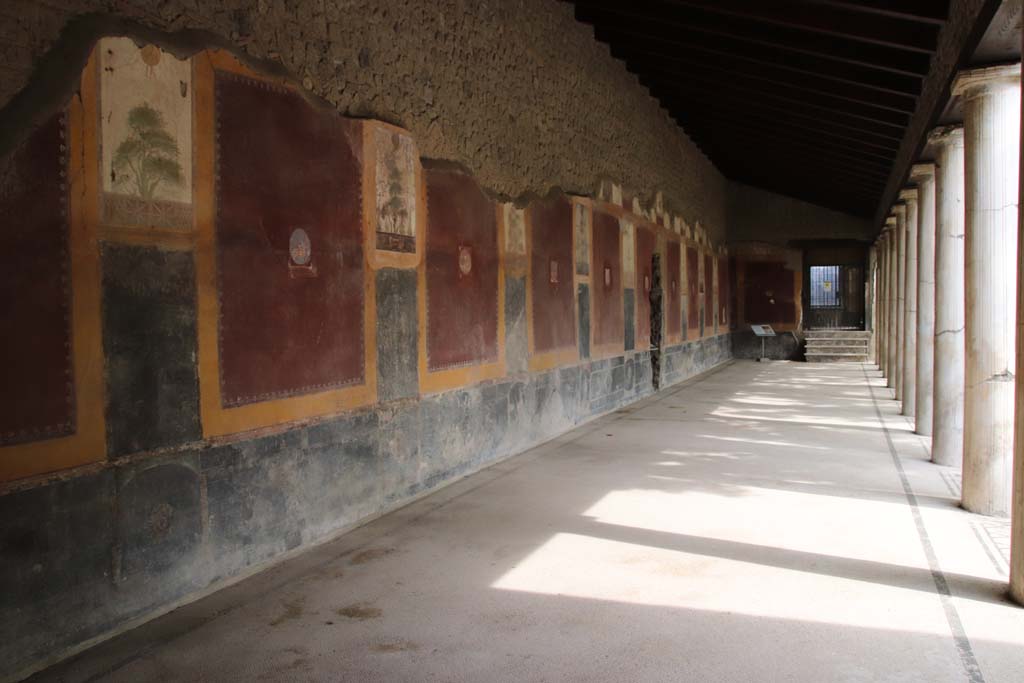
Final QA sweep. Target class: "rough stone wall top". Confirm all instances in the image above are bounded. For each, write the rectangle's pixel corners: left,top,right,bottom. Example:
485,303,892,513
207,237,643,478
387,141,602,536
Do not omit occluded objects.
0,0,727,242
727,181,874,246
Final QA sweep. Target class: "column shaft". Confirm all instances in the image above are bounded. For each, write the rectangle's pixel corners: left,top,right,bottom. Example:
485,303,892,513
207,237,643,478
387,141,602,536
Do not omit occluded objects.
959,66,1021,516
930,126,966,467
901,192,919,418
888,223,899,388
895,206,907,401
913,166,937,436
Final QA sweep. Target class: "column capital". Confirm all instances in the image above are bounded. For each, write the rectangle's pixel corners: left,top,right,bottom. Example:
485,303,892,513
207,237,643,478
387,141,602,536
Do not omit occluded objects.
952,63,1022,101
927,124,964,148
893,203,907,218
899,188,919,202
910,163,936,181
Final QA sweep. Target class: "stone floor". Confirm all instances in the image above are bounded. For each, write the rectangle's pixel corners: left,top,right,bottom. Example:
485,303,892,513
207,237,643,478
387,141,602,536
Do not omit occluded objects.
32,361,1024,682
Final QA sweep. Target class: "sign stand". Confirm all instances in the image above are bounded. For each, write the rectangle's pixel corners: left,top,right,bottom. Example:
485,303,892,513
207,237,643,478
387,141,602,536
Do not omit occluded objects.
750,324,777,362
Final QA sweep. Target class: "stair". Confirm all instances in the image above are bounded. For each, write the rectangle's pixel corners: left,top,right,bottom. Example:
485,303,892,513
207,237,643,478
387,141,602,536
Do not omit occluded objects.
804,330,871,362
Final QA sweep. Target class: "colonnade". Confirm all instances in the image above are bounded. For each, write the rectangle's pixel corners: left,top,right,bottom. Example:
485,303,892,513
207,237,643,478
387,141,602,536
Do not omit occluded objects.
872,62,1024,604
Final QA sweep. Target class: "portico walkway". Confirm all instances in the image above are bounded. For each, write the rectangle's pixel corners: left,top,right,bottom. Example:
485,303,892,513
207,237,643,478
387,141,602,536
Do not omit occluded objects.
34,361,1024,682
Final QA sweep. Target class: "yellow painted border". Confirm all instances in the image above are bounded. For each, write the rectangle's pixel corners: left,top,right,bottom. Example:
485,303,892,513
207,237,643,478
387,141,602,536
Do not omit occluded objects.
362,120,424,271
0,50,107,482
193,51,376,439
526,197,579,373
418,184,506,394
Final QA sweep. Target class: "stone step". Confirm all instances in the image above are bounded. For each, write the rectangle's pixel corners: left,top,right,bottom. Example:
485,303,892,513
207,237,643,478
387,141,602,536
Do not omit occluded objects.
805,352,869,362
804,330,871,339
805,339,871,348
805,344,870,354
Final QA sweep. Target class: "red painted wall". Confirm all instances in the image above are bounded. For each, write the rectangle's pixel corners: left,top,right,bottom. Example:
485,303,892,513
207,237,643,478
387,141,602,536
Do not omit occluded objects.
686,246,699,331
743,261,796,324
0,113,74,444
425,167,499,371
718,255,729,330
666,240,681,338
215,73,365,406
591,210,623,348
529,196,576,353
635,226,656,349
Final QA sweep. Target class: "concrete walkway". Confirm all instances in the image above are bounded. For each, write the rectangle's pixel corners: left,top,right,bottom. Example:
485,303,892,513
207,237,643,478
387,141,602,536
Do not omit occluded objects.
34,361,1024,682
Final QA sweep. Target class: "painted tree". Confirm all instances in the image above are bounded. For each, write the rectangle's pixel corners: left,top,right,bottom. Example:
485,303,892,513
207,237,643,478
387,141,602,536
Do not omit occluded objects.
112,103,183,200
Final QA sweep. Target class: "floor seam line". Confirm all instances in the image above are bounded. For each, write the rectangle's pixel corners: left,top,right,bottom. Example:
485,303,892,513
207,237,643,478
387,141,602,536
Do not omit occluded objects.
861,364,985,683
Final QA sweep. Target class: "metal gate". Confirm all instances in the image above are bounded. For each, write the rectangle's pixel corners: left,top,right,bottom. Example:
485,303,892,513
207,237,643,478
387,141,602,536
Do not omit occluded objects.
806,264,864,329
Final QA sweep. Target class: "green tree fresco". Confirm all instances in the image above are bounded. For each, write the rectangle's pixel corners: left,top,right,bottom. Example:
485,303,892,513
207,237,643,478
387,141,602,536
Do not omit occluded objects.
112,103,183,200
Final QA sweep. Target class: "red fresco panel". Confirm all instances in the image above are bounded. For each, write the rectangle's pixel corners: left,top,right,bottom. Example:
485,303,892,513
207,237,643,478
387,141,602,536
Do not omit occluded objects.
718,255,729,329
744,261,796,324
425,167,499,371
529,196,576,353
215,72,365,407
0,113,74,445
635,226,655,349
666,240,681,338
686,246,699,331
591,210,623,347
704,253,714,332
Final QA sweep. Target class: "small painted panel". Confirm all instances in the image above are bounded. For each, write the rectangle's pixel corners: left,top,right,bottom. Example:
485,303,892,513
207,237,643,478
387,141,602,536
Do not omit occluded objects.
621,219,635,287
666,240,682,338
99,38,192,230
529,196,576,354
0,114,74,446
425,167,499,371
591,210,623,348
504,204,526,256
574,202,590,275
635,226,656,349
215,71,364,407
704,253,714,332
374,126,416,253
744,261,796,324
686,246,699,331
718,255,729,329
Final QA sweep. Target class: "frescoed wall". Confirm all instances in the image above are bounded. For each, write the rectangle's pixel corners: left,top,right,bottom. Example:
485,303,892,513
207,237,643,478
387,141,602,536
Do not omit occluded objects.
635,225,656,349
666,240,683,343
528,195,577,365
704,253,714,335
591,209,624,354
686,246,700,335
0,32,735,679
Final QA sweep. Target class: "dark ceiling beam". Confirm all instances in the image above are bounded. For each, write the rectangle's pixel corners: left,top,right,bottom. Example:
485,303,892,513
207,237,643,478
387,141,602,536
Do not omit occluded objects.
797,0,948,25
721,168,880,215
660,0,940,53
677,116,897,167
603,31,923,98
627,52,916,114
574,1,934,75
656,89,906,143
642,73,909,129
678,113,900,162
673,107,901,154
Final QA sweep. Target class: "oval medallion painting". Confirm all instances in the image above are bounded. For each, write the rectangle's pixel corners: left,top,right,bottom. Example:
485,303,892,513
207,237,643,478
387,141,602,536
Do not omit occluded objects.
289,228,312,266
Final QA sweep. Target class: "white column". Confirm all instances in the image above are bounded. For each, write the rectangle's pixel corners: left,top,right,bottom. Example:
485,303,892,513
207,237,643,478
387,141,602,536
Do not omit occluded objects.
877,232,889,372
900,189,919,418
894,204,907,400
929,125,966,467
1011,35,1024,605
912,164,937,437
956,64,1021,517
886,218,899,386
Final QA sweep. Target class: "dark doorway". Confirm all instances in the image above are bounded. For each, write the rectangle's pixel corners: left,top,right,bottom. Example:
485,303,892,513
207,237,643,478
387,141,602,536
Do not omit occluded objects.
807,265,864,329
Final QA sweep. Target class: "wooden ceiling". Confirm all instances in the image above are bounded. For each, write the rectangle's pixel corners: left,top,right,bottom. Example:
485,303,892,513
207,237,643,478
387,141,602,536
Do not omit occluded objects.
567,0,951,217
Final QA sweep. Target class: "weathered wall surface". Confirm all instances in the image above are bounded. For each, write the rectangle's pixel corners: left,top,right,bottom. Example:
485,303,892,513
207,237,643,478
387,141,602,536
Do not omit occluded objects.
728,182,874,245
0,0,728,242
0,14,735,679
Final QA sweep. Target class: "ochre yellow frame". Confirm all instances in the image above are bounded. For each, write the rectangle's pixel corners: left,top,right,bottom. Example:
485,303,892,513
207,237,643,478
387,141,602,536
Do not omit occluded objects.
526,198,580,372
193,50,377,438
1,50,107,482
589,202,627,361
418,199,506,394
